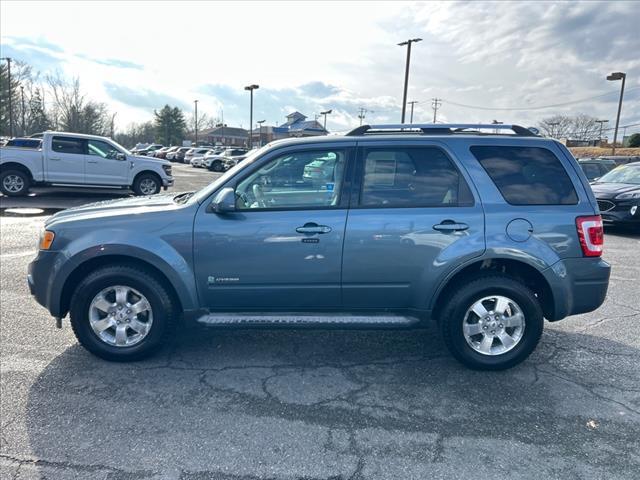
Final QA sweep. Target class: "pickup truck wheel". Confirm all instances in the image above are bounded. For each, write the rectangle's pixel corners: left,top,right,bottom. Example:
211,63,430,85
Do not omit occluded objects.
439,275,543,371
133,173,161,196
1,170,30,196
69,265,176,361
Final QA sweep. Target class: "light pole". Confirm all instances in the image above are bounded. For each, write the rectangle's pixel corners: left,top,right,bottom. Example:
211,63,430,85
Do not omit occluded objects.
257,119,265,147
244,84,259,148
595,119,608,144
194,99,199,146
1,57,13,137
606,71,626,155
398,38,422,123
320,109,332,132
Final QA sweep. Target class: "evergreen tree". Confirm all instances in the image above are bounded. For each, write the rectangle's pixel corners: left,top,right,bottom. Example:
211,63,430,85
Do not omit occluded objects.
27,87,51,134
154,104,186,145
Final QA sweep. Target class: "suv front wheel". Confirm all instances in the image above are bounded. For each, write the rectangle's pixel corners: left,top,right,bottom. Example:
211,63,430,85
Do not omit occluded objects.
69,265,176,361
439,275,543,370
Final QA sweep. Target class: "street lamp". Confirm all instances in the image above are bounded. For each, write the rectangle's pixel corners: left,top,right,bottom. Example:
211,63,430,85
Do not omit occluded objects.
320,109,332,132
606,71,626,155
194,99,199,146
547,121,560,138
1,57,13,137
398,38,422,123
244,84,259,148
256,119,265,147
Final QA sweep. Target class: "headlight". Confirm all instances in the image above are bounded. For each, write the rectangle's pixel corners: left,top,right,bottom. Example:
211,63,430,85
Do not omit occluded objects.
615,191,640,200
39,230,55,250
162,164,172,176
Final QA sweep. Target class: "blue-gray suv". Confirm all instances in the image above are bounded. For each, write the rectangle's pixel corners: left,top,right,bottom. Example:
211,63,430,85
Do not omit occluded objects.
28,124,611,370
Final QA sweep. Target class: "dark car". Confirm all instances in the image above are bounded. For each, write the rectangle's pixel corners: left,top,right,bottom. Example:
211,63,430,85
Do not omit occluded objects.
174,147,192,163
591,162,640,227
579,158,617,182
5,137,43,149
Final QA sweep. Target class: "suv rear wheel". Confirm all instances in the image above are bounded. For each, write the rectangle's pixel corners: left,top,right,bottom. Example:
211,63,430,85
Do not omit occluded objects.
69,265,176,361
439,275,543,370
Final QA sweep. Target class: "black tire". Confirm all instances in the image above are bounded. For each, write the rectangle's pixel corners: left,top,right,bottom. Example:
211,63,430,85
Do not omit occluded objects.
132,172,161,196
439,275,543,371
210,160,224,172
69,265,177,362
0,169,31,196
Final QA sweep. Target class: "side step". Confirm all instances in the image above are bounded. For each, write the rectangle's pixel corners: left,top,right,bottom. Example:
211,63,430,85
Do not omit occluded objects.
195,312,420,328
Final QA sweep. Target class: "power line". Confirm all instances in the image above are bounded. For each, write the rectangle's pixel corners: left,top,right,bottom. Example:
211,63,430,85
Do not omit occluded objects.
433,86,640,112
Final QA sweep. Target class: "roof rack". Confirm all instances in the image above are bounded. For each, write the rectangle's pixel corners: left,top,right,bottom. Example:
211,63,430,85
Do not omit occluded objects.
345,123,538,137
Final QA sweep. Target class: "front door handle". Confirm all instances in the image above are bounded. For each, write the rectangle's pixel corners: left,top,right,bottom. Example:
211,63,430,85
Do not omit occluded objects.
49,157,61,161
296,223,332,234
433,220,469,232
87,160,98,164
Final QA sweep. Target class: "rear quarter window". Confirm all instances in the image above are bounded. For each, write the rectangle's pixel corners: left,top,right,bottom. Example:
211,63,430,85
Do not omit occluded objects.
471,146,578,205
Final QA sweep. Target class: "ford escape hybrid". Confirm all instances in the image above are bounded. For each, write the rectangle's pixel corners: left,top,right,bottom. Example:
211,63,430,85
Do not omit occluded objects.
28,124,611,370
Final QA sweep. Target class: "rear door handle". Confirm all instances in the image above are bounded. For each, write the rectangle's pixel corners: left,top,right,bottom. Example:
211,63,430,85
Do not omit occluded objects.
433,220,469,232
296,223,332,234
87,160,98,164
49,157,61,161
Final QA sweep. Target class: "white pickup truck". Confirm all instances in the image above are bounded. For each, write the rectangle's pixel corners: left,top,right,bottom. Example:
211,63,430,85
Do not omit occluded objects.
0,132,174,196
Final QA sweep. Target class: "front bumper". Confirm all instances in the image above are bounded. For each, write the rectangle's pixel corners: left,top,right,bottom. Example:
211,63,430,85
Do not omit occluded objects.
162,177,175,188
28,250,60,316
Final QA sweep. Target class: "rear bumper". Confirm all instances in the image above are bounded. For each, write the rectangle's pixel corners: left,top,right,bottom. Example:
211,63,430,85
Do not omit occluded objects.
544,257,611,321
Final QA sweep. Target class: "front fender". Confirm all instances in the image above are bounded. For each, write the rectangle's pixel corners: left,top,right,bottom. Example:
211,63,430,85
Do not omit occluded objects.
47,230,197,317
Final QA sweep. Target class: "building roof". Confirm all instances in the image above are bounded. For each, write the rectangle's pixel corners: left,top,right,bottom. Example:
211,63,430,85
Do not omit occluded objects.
201,126,248,138
278,112,327,134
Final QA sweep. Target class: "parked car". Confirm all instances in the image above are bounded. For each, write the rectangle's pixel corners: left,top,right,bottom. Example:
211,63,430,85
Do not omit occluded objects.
185,148,212,166
135,144,164,156
302,152,339,184
4,137,43,149
27,123,610,370
171,147,192,163
578,158,617,182
595,155,640,166
207,148,248,172
1,132,173,196
590,162,640,227
154,146,178,159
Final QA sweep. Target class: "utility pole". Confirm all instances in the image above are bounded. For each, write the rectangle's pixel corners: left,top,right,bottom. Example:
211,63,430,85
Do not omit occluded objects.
547,121,560,138
407,101,418,124
220,109,225,146
20,85,26,136
1,57,13,137
320,109,332,132
358,107,372,126
194,99,199,146
606,71,626,155
109,112,117,139
244,84,259,148
431,98,442,124
398,38,422,123
595,119,608,144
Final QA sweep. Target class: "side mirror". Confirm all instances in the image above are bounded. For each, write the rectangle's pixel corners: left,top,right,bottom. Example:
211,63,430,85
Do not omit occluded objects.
209,187,236,213
116,152,126,161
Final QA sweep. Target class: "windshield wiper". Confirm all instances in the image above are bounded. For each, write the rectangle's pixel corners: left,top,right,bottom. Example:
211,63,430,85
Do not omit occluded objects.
173,191,195,204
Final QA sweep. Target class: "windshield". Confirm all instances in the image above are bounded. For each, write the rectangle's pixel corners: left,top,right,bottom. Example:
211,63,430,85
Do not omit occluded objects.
596,165,640,185
191,145,272,204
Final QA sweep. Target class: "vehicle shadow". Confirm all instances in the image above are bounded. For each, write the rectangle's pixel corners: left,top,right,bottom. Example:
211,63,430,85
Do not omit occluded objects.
0,188,131,211
23,326,640,478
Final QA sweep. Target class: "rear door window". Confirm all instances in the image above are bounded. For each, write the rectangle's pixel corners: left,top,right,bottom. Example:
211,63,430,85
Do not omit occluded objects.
359,147,474,207
471,146,578,205
52,137,86,155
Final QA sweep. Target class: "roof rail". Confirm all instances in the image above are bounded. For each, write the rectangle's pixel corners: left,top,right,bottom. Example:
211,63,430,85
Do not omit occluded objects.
345,123,538,137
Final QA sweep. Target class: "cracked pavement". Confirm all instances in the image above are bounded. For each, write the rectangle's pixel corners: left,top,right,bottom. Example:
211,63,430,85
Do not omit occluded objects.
1,177,639,478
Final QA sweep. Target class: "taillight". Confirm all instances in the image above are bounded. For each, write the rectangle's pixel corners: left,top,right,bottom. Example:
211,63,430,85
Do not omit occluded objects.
576,215,604,257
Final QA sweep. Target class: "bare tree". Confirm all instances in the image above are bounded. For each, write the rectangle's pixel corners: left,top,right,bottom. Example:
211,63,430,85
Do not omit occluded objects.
537,115,573,139
538,113,602,141
187,111,218,134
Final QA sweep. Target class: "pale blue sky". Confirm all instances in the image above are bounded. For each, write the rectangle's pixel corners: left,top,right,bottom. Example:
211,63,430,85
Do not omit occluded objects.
1,1,639,135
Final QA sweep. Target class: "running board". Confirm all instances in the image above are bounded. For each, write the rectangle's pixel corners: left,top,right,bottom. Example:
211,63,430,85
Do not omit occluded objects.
196,312,420,328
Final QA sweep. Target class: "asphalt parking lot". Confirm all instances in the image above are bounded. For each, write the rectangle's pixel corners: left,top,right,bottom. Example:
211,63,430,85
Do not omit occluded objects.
1,164,639,479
